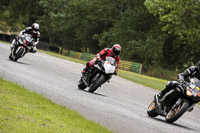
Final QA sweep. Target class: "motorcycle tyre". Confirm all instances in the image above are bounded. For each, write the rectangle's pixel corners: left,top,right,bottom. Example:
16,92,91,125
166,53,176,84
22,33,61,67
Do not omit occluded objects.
78,79,87,90
88,74,105,93
165,101,189,123
13,48,24,62
147,101,158,117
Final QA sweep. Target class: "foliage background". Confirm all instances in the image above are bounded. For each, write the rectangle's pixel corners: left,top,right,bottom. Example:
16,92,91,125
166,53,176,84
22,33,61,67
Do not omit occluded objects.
1,0,200,79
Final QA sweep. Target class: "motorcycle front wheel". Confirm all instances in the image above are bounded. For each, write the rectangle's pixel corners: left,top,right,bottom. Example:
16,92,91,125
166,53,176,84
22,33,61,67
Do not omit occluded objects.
9,53,13,60
13,48,25,61
88,74,105,93
165,101,189,123
147,101,158,117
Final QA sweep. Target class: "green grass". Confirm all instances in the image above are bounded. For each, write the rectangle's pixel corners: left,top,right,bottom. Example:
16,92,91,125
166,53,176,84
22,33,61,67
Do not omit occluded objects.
0,78,113,133
39,50,86,65
40,50,167,91
0,40,10,44
118,70,167,90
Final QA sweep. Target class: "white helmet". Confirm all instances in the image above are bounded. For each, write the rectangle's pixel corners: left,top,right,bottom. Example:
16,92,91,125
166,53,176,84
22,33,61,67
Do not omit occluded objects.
32,23,40,34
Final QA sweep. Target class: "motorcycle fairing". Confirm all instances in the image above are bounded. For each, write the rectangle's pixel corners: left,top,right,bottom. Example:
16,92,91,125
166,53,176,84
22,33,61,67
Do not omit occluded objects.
104,61,116,74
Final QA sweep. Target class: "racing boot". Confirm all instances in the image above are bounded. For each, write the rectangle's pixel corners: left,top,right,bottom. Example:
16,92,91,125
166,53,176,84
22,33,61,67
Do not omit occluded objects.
156,91,165,104
157,81,179,103
81,66,89,75
157,91,165,99
10,39,16,50
29,46,37,53
82,62,91,75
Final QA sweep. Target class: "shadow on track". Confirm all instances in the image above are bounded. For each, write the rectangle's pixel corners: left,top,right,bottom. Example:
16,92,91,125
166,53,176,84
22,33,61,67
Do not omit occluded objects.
77,88,108,97
7,59,29,65
152,117,196,131
16,61,29,65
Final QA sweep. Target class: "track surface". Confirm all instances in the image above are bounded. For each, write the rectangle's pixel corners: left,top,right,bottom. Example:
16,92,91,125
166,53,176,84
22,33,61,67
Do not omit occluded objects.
1,42,200,133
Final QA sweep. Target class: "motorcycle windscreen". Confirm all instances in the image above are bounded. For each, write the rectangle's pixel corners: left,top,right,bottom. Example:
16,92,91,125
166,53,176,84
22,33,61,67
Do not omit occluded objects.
25,36,33,43
103,61,116,74
19,38,24,44
106,57,117,66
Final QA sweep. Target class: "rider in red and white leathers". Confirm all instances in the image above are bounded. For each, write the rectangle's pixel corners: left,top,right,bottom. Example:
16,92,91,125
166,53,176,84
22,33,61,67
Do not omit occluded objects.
82,44,121,75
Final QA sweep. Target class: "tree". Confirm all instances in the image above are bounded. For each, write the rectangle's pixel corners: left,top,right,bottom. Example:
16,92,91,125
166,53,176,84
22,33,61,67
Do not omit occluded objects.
96,0,166,65
0,0,43,32
145,0,200,69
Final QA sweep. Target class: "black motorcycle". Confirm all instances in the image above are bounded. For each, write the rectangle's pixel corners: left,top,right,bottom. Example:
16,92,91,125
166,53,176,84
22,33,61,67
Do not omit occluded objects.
78,57,117,93
9,34,34,62
147,77,200,123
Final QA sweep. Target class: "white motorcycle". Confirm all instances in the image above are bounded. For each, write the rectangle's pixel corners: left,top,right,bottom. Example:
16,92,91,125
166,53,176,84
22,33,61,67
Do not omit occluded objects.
78,57,117,93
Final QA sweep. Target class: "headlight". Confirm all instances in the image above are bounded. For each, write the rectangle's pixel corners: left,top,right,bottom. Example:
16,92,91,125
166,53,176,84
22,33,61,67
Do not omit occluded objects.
186,86,192,96
186,90,192,96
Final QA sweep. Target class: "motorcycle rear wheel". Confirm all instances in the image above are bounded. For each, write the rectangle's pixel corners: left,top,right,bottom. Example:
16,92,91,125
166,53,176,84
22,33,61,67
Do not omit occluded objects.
147,101,158,117
165,101,189,123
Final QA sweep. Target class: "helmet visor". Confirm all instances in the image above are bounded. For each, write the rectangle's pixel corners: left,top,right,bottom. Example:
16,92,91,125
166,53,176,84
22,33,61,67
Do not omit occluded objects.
33,30,39,34
113,48,120,56
34,29,39,31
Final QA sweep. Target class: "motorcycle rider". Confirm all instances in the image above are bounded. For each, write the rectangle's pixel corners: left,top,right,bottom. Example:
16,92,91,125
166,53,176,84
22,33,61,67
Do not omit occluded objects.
10,23,40,53
157,61,200,111
82,44,121,75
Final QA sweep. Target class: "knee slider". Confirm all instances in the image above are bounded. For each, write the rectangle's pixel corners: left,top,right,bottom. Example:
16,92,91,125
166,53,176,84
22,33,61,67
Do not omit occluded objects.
86,62,90,68
88,61,94,67
166,81,178,88
172,81,179,86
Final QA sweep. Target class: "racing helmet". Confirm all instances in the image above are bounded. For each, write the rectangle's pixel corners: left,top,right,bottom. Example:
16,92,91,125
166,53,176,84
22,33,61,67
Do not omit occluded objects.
32,23,40,34
111,44,121,56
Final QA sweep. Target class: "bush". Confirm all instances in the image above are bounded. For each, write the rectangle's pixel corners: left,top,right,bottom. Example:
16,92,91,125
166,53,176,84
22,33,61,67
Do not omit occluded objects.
142,65,178,81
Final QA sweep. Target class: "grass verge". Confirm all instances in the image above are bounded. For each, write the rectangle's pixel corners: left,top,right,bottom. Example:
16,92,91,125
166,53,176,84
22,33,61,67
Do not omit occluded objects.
0,40,10,44
40,50,167,91
117,70,167,91
0,78,113,133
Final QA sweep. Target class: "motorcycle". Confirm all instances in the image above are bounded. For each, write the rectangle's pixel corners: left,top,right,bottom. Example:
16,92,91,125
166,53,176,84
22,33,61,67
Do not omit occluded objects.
9,34,34,62
78,57,117,93
147,77,200,123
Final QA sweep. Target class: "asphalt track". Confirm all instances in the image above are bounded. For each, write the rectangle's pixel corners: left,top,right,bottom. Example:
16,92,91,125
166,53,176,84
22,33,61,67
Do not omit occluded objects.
1,42,200,133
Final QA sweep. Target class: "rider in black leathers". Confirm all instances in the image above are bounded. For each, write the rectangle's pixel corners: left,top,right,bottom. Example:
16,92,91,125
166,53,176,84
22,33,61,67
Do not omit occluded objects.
157,61,200,111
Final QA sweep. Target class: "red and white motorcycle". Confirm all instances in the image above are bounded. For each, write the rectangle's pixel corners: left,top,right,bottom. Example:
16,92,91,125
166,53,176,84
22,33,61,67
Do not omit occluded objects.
78,57,117,93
